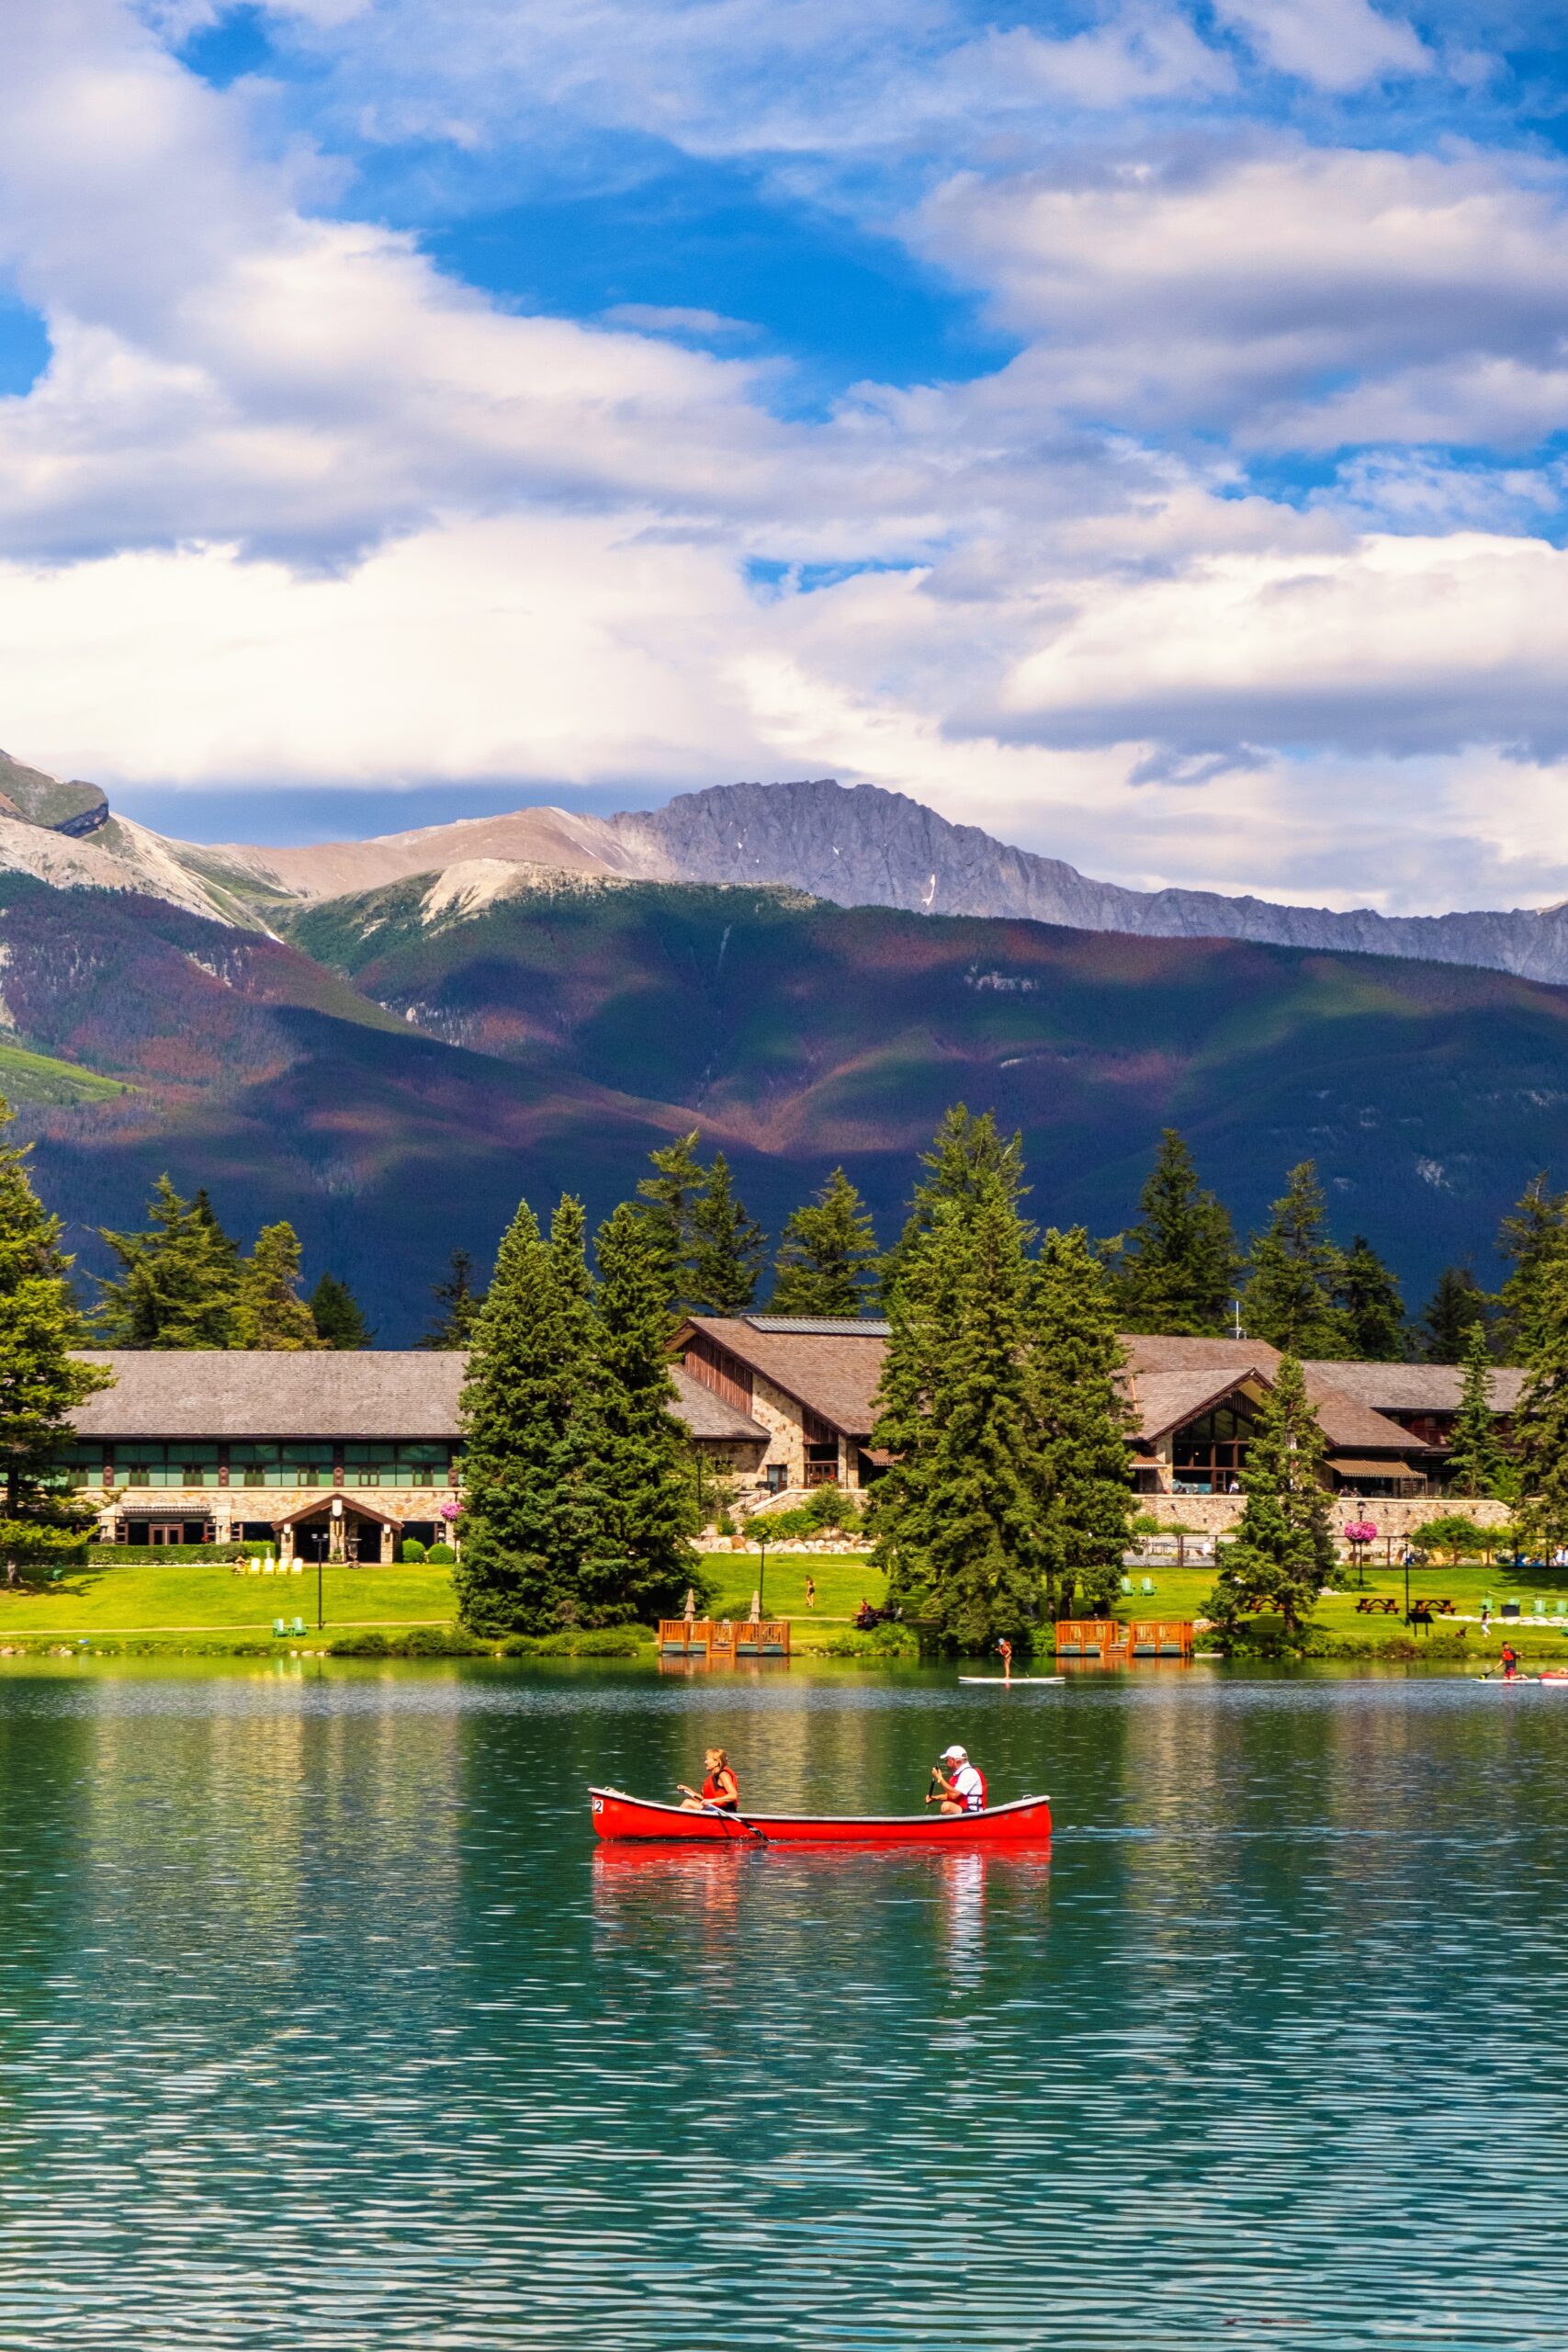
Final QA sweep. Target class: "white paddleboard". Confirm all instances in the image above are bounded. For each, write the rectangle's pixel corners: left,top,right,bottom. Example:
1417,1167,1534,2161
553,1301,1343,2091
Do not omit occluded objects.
957,1675,1065,1685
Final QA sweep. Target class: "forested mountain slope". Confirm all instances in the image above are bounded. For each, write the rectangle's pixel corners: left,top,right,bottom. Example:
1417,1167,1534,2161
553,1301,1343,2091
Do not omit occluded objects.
6,863,1568,1338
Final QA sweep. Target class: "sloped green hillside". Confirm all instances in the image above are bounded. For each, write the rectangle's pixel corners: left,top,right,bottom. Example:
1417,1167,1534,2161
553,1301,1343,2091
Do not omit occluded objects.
7,866,1568,1339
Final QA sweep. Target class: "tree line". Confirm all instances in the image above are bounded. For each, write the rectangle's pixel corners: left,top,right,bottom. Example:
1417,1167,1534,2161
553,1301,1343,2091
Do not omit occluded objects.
9,1079,1568,1645
72,1123,1568,1369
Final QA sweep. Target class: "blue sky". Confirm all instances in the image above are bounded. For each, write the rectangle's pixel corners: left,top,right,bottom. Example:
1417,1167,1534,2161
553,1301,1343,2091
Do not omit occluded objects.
0,1,1566,905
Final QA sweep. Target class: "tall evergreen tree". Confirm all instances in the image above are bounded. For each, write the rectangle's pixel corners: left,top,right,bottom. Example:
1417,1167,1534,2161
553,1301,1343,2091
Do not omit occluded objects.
1203,1355,1334,1641
770,1168,881,1317
590,1202,702,1623
637,1128,706,1304
0,1099,112,1577
688,1151,765,1316
1420,1265,1491,1363
454,1199,597,1634
418,1249,486,1349
96,1176,242,1348
881,1104,1026,1304
1337,1234,1406,1361
1512,1262,1568,1560
1497,1173,1568,1357
1445,1319,1503,1499
1102,1128,1238,1336
871,1171,1047,1650
1033,1227,1134,1619
310,1273,374,1350
233,1224,322,1350
1241,1161,1352,1359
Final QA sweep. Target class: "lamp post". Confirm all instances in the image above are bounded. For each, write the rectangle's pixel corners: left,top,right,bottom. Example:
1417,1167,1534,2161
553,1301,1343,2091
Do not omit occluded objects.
323,1498,342,1631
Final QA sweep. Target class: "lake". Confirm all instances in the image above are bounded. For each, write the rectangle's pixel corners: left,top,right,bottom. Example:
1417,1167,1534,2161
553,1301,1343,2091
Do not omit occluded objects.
0,1660,1562,2350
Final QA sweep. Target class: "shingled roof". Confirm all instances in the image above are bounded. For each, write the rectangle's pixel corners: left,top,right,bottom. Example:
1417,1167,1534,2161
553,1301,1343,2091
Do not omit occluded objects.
70,1352,765,1445
1302,1360,1528,1415
681,1317,886,1436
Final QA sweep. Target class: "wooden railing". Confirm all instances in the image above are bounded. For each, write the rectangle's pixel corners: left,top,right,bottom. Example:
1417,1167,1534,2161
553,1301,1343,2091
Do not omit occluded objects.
659,1618,792,1659
1055,1618,1194,1661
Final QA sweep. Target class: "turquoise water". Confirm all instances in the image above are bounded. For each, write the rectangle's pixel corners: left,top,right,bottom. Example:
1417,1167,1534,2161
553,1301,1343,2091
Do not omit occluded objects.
0,1662,1565,2349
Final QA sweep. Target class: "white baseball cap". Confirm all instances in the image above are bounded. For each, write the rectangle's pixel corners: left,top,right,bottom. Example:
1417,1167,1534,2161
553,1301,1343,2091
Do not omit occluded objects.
942,1744,967,1762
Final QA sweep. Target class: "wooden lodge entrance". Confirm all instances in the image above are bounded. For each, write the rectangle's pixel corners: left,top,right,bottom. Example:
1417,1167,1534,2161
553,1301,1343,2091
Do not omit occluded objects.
278,1498,400,1566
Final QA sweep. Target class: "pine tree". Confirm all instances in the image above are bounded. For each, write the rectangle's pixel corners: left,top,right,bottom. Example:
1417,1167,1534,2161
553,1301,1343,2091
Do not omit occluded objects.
1103,1128,1238,1336
1420,1266,1491,1363
419,1250,486,1349
310,1273,373,1350
1241,1161,1352,1359
96,1176,243,1348
454,1198,595,1634
232,1224,322,1350
1513,1262,1568,1560
637,1128,706,1306
0,1099,112,1577
1203,1355,1334,1640
770,1168,881,1317
881,1104,1026,1304
1446,1318,1502,1499
1497,1173,1568,1357
1337,1234,1406,1361
590,1202,702,1623
870,1174,1047,1651
1033,1227,1134,1619
688,1151,765,1317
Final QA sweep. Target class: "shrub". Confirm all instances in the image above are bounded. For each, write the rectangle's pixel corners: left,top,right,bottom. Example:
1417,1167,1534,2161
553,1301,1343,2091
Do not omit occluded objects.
87,1543,274,1564
501,1626,651,1658
398,1538,427,1564
400,1624,484,1657
425,1544,456,1566
328,1631,389,1657
813,1623,919,1660
1409,1513,1492,1564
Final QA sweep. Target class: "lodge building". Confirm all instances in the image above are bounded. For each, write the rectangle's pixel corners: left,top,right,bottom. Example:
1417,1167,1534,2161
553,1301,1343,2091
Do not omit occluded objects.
674,1317,1525,1502
63,1321,1524,1551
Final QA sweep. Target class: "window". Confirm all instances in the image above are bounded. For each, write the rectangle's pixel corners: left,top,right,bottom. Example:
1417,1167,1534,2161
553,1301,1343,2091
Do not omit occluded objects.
344,1442,451,1488
1172,1401,1260,1494
229,1442,334,1489
53,1443,107,1489
118,1443,221,1489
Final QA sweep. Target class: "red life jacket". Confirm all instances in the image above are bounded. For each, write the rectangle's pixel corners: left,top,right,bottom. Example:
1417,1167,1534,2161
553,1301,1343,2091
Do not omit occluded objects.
702,1770,739,1812
953,1765,987,1812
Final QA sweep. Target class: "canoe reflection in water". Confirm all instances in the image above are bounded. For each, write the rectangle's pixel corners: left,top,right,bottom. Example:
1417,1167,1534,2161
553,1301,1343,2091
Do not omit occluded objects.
591,1841,1051,1987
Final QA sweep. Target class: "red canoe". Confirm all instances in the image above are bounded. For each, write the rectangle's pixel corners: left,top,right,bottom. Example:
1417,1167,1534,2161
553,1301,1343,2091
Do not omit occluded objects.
589,1786,1052,1846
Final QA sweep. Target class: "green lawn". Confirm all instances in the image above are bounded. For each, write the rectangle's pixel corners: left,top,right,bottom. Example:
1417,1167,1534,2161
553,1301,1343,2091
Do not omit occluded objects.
1116,1555,1568,1653
704,1551,886,1623
0,1557,458,1635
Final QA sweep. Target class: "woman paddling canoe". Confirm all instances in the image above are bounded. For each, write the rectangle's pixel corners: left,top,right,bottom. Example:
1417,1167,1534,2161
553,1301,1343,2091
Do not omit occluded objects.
677,1748,739,1814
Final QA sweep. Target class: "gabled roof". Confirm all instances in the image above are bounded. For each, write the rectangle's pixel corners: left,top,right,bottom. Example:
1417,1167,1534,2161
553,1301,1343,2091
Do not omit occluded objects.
1302,1361,1528,1414
681,1317,885,1436
668,1363,769,1442
1131,1367,1271,1444
70,1352,766,1446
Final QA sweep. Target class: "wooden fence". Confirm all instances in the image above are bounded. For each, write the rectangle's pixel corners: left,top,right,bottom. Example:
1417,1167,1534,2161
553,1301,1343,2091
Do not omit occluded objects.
660,1618,792,1660
1055,1618,1194,1661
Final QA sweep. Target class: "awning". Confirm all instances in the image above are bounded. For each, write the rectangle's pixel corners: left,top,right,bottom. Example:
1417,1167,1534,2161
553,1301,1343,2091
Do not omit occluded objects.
1329,1457,1418,1480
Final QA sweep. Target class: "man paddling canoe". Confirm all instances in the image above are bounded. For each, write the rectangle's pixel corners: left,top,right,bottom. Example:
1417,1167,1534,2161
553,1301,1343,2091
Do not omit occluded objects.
928,1744,986,1815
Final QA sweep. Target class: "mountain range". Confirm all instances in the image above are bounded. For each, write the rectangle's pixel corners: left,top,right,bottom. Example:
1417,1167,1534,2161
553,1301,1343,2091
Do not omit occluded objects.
1,747,1566,1338
7,753,1568,988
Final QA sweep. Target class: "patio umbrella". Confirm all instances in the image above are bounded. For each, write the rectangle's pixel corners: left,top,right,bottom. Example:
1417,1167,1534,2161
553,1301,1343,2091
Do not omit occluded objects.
682,1587,696,1625
750,1589,761,1623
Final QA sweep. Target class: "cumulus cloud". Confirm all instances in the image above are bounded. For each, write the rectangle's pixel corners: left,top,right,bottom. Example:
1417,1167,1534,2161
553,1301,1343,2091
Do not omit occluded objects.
915,142,1568,446
1213,0,1431,90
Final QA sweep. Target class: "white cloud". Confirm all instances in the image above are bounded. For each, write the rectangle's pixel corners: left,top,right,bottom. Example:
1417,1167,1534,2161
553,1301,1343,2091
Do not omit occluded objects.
1213,0,1431,90
915,142,1568,447
601,305,757,336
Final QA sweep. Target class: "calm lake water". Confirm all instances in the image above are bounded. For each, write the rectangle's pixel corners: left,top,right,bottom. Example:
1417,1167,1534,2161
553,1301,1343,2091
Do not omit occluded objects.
0,1661,1565,2350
